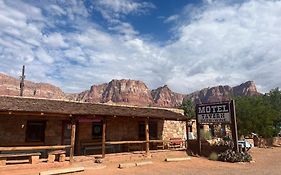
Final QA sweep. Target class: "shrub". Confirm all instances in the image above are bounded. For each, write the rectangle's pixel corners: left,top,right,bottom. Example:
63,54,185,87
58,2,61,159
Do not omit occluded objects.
200,130,212,140
218,149,252,163
209,152,218,161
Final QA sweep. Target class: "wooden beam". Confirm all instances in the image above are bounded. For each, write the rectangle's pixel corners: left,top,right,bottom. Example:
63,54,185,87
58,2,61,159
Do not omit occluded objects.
102,117,106,158
186,120,189,149
0,145,71,151
230,100,239,153
145,118,149,155
0,111,70,118
106,141,145,145
195,104,201,156
149,140,167,143
69,120,76,163
165,157,191,162
39,167,84,175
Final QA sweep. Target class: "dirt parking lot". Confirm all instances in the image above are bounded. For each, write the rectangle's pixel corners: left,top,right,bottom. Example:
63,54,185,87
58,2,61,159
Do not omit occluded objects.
1,147,280,175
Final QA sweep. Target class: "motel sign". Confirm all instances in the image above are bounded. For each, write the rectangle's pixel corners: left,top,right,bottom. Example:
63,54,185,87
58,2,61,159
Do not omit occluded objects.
195,100,239,154
197,102,231,124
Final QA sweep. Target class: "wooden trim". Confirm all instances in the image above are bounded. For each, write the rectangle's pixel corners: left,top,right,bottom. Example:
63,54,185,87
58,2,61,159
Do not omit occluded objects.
230,100,239,153
102,117,106,158
0,145,71,151
186,120,189,148
0,111,186,121
0,111,70,118
0,142,45,147
25,120,46,143
145,118,149,154
195,104,201,155
70,120,76,163
105,141,146,145
149,140,167,143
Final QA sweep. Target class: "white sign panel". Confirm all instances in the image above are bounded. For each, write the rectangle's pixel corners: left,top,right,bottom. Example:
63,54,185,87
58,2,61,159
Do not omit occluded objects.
197,102,231,124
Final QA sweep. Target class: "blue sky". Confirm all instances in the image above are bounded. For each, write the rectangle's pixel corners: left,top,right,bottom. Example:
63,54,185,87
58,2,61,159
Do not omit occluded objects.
1,0,281,93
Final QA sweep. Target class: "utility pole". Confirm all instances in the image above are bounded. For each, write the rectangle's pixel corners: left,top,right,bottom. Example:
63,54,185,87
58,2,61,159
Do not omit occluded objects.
19,65,25,96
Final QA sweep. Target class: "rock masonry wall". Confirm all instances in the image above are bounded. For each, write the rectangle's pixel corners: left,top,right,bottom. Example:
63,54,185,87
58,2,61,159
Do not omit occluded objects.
162,120,186,140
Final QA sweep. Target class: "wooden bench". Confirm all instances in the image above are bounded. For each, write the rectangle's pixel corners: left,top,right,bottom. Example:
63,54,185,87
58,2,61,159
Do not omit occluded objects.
150,140,166,150
83,145,115,155
81,141,116,155
0,153,41,166
128,144,143,152
47,150,66,163
168,138,184,149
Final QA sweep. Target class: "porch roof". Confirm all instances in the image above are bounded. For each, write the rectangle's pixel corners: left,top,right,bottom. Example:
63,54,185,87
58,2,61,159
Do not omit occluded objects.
0,96,187,121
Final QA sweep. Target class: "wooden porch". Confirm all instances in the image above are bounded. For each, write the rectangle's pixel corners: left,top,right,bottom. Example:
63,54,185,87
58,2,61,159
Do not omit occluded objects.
0,96,188,165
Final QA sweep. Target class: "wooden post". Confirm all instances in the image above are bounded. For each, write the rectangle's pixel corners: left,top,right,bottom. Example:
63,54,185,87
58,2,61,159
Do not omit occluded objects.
19,65,25,96
70,119,76,163
186,120,189,149
145,118,150,155
230,100,239,153
102,117,106,158
195,104,201,156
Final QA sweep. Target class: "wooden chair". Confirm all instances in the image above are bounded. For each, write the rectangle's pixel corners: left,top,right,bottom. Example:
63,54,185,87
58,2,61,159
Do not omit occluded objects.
168,138,184,149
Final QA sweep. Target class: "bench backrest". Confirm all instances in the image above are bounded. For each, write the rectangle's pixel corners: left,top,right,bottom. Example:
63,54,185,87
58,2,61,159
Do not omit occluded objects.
0,152,41,158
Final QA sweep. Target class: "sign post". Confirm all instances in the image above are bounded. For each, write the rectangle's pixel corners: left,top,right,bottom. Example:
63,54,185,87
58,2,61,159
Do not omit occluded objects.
195,104,201,155
195,100,239,155
230,100,239,153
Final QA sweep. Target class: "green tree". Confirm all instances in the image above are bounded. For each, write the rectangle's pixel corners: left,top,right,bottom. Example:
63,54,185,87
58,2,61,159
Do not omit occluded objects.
265,88,281,132
181,99,195,119
235,95,279,138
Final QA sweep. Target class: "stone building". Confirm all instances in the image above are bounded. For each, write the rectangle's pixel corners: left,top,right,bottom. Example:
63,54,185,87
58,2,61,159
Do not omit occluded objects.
0,96,187,157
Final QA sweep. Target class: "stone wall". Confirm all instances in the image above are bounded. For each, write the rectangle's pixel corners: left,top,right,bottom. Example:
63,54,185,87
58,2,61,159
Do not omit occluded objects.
162,120,186,140
0,116,62,146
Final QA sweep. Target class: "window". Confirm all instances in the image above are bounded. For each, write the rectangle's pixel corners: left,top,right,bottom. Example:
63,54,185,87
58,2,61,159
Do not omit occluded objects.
92,122,103,139
139,123,145,140
26,121,46,142
149,121,158,139
138,121,158,140
188,126,193,132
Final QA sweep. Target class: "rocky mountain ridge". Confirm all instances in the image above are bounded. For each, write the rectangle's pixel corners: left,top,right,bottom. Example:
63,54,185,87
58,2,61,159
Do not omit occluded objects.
0,72,260,107
185,81,260,104
0,73,65,99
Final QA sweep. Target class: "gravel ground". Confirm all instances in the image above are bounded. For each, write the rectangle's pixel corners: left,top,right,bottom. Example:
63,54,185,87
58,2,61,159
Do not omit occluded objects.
1,147,280,175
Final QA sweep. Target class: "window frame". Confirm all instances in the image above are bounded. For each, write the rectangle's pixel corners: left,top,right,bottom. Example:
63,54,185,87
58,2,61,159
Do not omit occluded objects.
25,120,46,143
138,121,158,140
92,122,103,139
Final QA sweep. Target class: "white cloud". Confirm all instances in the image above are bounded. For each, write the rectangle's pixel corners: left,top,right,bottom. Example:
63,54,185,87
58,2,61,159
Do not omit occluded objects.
35,48,54,64
1,0,281,95
163,0,281,93
109,22,139,37
164,15,179,23
48,4,66,16
43,33,68,48
94,0,155,22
